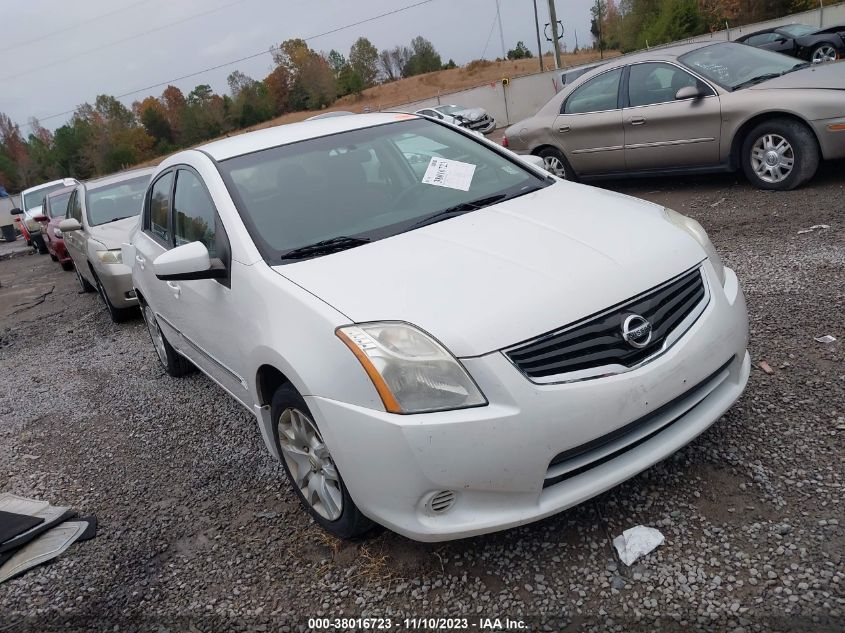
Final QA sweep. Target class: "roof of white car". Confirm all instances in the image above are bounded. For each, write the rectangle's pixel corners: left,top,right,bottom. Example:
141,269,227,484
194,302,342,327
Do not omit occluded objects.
84,166,157,191
21,178,77,195
199,112,420,161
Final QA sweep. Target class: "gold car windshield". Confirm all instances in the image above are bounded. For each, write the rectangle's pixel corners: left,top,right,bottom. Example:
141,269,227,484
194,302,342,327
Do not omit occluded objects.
679,42,807,91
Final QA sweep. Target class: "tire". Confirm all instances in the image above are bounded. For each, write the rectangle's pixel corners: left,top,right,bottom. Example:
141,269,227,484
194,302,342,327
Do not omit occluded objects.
49,253,58,262
810,42,838,64
271,383,374,540
140,302,193,377
537,147,575,181
61,261,74,271
32,234,48,254
93,271,134,323
75,265,95,293
741,118,819,191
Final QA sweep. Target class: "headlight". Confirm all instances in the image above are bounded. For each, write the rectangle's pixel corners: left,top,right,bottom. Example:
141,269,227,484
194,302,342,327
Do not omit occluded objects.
53,227,63,238
664,207,725,285
336,322,487,414
95,249,123,264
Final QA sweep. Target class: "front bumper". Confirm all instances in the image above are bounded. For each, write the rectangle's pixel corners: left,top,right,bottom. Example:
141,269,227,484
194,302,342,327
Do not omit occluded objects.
305,262,749,541
811,116,845,160
95,262,138,307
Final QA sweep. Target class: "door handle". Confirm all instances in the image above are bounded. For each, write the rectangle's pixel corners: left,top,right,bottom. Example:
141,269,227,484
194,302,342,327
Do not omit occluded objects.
630,116,646,125
557,125,571,133
135,254,145,270
166,281,181,298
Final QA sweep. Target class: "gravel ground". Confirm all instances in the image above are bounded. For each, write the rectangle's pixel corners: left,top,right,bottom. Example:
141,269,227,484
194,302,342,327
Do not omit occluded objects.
0,164,843,632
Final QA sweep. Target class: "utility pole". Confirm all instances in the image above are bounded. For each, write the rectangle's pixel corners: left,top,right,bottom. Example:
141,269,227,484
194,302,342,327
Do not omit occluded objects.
495,0,506,60
596,0,604,59
533,0,544,72
546,0,562,69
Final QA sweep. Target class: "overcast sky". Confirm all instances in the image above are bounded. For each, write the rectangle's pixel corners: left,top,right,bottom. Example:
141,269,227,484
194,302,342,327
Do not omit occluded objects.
2,0,595,132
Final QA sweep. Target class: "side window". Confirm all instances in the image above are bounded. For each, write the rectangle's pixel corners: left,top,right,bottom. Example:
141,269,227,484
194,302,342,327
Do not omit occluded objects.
173,170,217,257
746,33,778,46
563,68,623,114
628,63,711,107
69,190,83,222
147,172,173,244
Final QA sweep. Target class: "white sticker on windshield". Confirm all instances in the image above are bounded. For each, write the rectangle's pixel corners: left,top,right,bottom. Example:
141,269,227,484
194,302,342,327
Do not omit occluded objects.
421,157,476,191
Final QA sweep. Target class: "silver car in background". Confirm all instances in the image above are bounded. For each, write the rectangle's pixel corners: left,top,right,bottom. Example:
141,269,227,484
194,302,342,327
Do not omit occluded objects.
504,42,845,190
60,167,155,322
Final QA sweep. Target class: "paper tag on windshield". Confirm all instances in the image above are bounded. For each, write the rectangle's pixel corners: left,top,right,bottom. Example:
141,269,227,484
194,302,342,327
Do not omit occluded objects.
422,157,476,191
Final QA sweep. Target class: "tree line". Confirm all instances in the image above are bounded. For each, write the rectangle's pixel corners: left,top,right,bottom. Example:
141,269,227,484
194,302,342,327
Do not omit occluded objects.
0,35,456,192
591,0,817,53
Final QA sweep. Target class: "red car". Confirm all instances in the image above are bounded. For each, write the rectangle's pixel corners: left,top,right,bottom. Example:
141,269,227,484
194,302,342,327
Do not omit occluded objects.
41,186,76,270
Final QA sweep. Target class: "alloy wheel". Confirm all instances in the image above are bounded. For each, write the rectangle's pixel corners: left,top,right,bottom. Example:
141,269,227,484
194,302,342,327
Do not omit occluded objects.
277,408,343,521
542,155,567,178
812,45,837,63
750,134,794,184
143,305,168,367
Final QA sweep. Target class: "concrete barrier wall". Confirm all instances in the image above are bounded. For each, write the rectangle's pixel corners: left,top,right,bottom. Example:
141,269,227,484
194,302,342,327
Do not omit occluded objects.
391,2,845,129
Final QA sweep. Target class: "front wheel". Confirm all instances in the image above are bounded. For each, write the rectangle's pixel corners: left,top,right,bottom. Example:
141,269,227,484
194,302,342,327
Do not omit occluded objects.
271,383,374,540
141,303,193,377
75,265,95,293
61,261,74,272
32,234,48,254
536,147,574,181
741,119,819,190
94,273,134,323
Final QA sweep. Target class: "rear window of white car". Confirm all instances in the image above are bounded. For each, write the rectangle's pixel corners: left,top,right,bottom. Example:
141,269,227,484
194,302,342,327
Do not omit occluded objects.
23,183,65,211
218,118,549,263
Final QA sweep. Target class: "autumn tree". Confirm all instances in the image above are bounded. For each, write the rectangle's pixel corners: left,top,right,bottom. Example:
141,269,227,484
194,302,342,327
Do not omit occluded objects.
349,37,380,87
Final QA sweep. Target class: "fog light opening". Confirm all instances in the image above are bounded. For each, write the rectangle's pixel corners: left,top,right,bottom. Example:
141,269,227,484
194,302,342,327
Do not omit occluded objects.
125,289,137,299
426,490,456,515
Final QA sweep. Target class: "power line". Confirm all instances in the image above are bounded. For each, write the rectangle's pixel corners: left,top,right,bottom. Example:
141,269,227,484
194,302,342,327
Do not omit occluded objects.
25,0,436,129
2,0,252,82
0,0,153,53
480,13,498,60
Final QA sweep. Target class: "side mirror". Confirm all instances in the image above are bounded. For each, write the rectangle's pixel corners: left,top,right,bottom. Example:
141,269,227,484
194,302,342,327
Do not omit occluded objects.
59,218,82,232
10,208,23,215
153,241,226,281
675,85,702,100
523,155,546,170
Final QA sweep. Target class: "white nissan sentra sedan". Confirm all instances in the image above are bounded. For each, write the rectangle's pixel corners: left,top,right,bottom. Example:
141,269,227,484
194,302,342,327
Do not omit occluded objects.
125,113,750,542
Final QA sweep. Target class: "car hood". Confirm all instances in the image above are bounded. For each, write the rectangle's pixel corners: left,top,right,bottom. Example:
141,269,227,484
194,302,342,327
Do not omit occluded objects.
752,62,845,90
23,205,43,220
453,107,486,120
88,216,140,249
275,182,706,357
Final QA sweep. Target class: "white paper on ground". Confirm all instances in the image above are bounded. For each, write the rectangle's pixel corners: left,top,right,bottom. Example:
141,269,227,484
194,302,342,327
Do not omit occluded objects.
613,525,665,566
421,157,476,191
0,520,88,583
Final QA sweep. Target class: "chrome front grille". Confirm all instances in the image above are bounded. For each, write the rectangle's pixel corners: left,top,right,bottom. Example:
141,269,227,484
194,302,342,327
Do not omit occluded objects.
505,266,708,383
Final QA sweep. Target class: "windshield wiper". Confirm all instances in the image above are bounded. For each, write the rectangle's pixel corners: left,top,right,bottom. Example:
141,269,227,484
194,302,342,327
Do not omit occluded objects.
280,235,371,260
409,193,508,229
101,216,132,224
732,63,809,91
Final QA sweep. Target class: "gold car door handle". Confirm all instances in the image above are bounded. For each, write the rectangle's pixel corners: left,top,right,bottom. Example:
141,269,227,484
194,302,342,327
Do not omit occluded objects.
630,116,646,125
557,125,571,132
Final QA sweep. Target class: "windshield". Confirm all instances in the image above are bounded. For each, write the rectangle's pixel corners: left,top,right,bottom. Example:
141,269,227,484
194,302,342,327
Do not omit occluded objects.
219,118,549,262
680,42,805,90
437,105,465,115
86,175,149,226
23,183,65,211
779,24,817,37
47,191,71,218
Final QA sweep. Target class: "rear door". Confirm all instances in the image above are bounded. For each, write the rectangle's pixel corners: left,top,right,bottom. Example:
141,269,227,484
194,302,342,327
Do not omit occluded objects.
552,67,625,174
622,62,721,171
